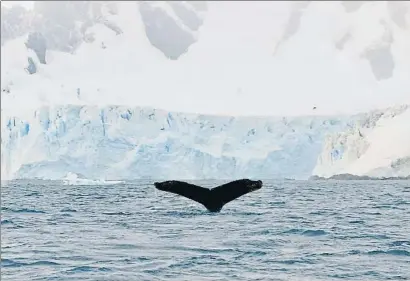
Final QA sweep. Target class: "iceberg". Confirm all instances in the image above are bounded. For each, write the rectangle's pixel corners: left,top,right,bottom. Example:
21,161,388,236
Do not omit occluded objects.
62,172,123,186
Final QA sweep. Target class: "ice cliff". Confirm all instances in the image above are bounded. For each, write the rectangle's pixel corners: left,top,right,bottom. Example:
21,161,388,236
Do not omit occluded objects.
1,105,351,180
2,105,409,180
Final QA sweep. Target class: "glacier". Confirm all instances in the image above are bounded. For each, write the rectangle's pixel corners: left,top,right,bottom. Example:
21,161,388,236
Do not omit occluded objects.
1,105,352,180
2,104,409,180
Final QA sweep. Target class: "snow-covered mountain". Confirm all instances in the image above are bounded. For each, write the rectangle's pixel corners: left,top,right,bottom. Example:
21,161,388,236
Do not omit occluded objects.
1,1,409,180
2,1,409,116
2,1,207,59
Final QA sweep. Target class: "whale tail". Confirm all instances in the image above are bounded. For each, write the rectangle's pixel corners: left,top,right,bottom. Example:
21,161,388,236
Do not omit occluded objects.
154,179,263,212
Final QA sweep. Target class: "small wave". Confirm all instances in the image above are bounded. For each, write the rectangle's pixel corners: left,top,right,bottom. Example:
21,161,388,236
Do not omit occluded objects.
116,222,130,228
1,259,22,267
66,266,112,273
385,276,410,280
102,211,132,216
230,211,266,216
274,258,316,265
286,215,304,220
60,208,77,212
53,255,92,262
318,252,335,256
367,249,410,256
270,201,286,205
329,273,356,279
0,219,23,228
363,270,380,277
282,228,327,236
309,210,328,215
394,200,410,206
302,230,327,236
347,250,361,255
114,243,140,250
1,259,60,267
389,240,410,247
349,220,365,224
1,259,29,268
24,191,41,197
1,207,45,214
362,211,383,216
374,204,401,210
165,245,236,255
1,219,14,225
59,213,73,218
369,234,390,239
343,233,390,240
29,261,60,266
282,228,303,234
162,210,207,217
168,256,230,269
251,229,273,235
234,249,268,259
16,208,45,214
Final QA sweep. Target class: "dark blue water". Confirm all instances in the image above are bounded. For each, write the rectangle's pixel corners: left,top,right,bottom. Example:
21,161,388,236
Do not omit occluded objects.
1,180,410,281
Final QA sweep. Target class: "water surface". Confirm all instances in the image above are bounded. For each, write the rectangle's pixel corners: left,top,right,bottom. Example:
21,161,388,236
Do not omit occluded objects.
1,180,410,280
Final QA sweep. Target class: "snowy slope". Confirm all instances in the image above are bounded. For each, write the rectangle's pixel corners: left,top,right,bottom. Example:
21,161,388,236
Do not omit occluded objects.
1,105,356,180
1,1,410,116
313,105,410,178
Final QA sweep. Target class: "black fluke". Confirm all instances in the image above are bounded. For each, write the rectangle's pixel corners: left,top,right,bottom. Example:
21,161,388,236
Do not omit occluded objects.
154,179,263,212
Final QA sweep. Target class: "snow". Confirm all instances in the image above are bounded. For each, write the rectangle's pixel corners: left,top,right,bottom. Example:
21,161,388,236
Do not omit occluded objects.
2,1,410,116
347,109,410,176
1,1,409,180
313,105,410,178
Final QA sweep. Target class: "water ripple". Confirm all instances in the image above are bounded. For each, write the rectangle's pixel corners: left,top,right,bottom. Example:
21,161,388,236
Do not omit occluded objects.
2,207,45,214
66,266,112,273
367,250,410,256
1,259,60,267
1,179,409,281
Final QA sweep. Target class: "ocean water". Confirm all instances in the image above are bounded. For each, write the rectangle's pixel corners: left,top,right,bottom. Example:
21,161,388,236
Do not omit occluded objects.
1,179,410,281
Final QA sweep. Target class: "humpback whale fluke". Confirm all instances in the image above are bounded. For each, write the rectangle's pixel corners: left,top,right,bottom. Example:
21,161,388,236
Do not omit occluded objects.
154,179,263,212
